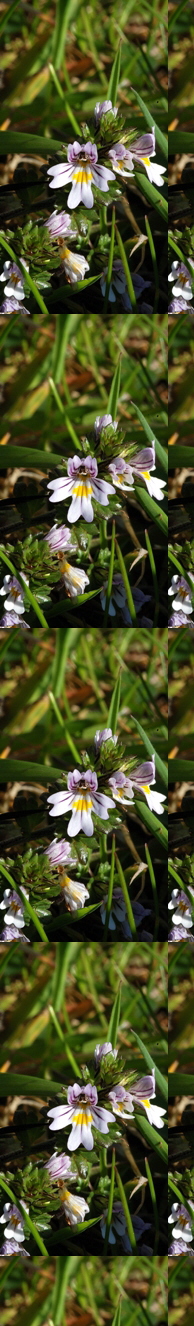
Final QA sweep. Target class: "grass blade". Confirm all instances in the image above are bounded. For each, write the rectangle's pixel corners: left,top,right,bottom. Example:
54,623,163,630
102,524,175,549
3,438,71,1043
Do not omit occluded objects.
134,797,168,847
134,484,168,534
107,358,121,420
107,978,121,1047
130,398,168,474
131,86,168,159
134,169,168,219
116,227,137,308
115,1168,137,1247
115,540,137,621
134,1112,168,1161
107,671,121,734
107,45,121,105
130,714,168,788
129,1026,168,1100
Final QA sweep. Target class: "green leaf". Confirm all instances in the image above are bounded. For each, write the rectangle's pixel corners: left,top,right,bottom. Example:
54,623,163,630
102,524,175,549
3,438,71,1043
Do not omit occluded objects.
168,759,194,781
107,45,121,106
104,1147,115,1254
134,1112,168,1161
115,1169,137,1247
116,227,137,309
104,833,116,940
134,484,168,534
116,541,137,621
169,1073,194,1094
52,0,81,68
115,852,137,936
134,797,168,848
168,446,194,468
104,519,115,625
169,130,194,153
0,0,21,32
130,398,168,474
103,205,115,312
0,758,63,782
112,1305,121,1326
107,671,121,734
0,1071,65,1097
0,130,63,153
131,86,168,160
108,982,121,1049
130,715,168,788
134,169,168,219
129,1027,168,1101
0,443,65,466
107,358,121,421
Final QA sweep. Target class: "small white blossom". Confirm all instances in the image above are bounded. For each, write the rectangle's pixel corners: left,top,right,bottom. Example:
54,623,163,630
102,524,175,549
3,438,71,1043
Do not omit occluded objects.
47,1082,114,1151
47,140,115,209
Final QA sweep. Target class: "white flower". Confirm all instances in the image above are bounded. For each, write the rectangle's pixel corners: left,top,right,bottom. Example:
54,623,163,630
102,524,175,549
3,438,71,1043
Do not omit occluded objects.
58,873,90,911
168,888,193,928
59,1189,89,1224
108,130,166,188
47,1082,114,1151
0,574,27,615
109,1073,166,1130
0,1202,27,1242
47,768,114,837
0,888,27,929
47,140,115,209
131,758,166,816
45,1151,75,1180
131,444,166,501
0,260,29,301
60,560,90,597
168,260,194,301
59,246,90,283
47,454,115,523
168,1201,194,1242
44,838,76,867
168,573,194,614
44,210,76,239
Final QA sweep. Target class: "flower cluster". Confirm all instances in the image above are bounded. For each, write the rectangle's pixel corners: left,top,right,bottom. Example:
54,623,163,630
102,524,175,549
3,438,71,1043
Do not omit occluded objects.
47,1050,166,1152
169,573,194,627
47,123,165,211
47,749,166,838
168,1200,194,1254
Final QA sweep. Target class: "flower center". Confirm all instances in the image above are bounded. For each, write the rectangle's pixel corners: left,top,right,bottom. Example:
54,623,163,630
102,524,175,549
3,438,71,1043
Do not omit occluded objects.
141,1098,150,1107
72,793,93,812
141,470,151,480
72,164,93,183
11,1216,20,1228
140,784,151,794
72,479,93,497
73,1106,93,1124
141,156,151,166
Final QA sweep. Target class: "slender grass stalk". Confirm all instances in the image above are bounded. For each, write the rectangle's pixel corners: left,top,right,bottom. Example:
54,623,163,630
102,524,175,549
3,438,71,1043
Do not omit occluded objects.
52,1256,80,1326
115,852,137,935
145,1156,159,1251
104,207,115,312
145,527,159,625
145,842,159,938
115,540,137,622
49,377,65,414
104,1148,115,1254
115,1168,137,1247
49,1004,65,1041
104,519,115,624
49,63,65,99
104,833,115,938
145,215,158,310
116,227,137,308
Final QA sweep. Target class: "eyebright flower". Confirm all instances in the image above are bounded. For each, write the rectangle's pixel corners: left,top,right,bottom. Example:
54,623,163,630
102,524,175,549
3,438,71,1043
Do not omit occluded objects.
109,445,166,502
168,573,194,615
44,837,76,868
131,757,166,815
168,259,194,301
169,297,194,314
0,888,28,930
168,1201,194,1243
94,728,118,751
44,1151,75,1181
0,260,29,301
169,1238,194,1256
45,524,75,554
47,1082,114,1150
100,259,134,307
168,888,194,930
169,611,194,628
44,210,76,239
47,769,114,837
94,100,118,126
94,414,118,437
100,1203,150,1251
0,612,30,629
109,1072,166,1129
58,874,90,911
94,1042,118,1065
47,455,115,523
109,129,166,187
60,562,90,597
0,1202,27,1243
0,1238,30,1255
0,299,30,314
0,574,28,615
169,924,194,941
0,926,30,942
59,246,90,283
59,1190,90,1224
47,141,115,209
